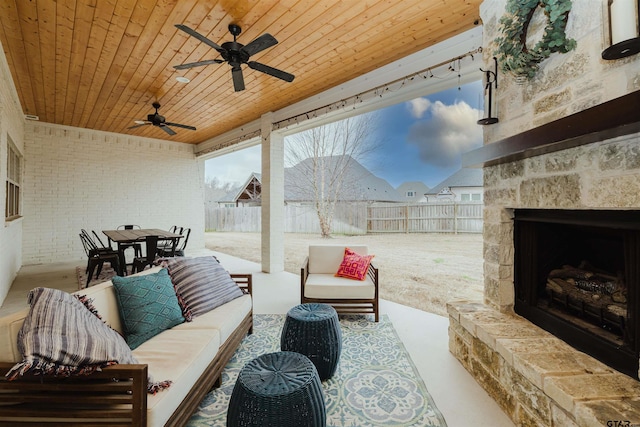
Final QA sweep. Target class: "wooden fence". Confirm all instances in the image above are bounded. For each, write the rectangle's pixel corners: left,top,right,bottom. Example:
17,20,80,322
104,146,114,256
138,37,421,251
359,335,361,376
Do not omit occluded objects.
205,202,483,234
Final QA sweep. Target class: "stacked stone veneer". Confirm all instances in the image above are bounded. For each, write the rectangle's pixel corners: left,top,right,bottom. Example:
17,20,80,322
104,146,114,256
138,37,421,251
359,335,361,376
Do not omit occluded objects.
448,0,640,424
449,132,640,426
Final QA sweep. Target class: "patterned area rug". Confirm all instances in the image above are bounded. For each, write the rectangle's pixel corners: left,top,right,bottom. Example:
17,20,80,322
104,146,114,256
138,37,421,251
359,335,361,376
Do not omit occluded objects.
187,314,447,427
75,265,118,289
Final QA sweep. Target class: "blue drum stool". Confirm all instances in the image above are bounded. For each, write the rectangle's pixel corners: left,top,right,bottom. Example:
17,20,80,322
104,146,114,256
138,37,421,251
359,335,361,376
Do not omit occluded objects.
226,351,326,427
281,303,342,381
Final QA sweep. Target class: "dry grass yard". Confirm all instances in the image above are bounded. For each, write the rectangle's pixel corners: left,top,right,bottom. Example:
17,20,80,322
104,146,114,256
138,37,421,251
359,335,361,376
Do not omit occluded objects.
205,232,484,317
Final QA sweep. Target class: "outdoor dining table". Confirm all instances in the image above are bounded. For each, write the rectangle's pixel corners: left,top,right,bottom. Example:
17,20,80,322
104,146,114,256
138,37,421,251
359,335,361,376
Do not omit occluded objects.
102,228,183,275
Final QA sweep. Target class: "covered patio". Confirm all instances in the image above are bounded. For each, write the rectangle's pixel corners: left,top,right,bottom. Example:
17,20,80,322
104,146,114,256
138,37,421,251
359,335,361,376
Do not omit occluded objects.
0,248,513,427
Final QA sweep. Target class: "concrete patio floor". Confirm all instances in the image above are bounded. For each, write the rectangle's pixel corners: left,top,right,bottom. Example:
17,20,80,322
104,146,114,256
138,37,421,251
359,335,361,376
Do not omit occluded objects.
0,248,514,427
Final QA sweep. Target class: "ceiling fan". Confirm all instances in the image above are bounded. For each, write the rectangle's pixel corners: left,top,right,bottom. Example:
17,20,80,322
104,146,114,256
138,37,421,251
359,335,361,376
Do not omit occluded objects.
127,102,196,136
174,23,295,92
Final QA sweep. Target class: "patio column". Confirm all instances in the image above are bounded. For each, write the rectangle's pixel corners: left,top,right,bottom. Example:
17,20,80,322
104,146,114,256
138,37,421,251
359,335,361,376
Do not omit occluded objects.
260,112,284,273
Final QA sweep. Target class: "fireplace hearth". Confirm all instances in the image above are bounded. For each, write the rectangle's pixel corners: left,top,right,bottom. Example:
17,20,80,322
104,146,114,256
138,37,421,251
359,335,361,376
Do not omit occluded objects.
514,209,640,378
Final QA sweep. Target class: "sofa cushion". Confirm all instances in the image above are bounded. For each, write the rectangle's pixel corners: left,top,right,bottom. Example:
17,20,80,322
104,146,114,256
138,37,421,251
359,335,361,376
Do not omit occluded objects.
335,247,374,281
163,256,244,318
308,245,369,274
304,273,376,299
5,287,140,379
133,327,221,427
174,294,252,343
112,269,185,350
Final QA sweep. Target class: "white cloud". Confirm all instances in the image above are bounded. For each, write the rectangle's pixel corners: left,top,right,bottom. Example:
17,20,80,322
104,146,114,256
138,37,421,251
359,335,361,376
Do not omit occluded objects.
406,100,483,168
204,145,261,186
407,98,432,119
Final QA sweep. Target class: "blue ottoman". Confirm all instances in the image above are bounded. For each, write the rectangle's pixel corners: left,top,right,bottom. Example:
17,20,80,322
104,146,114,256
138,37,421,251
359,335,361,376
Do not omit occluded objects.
281,303,342,381
226,351,326,427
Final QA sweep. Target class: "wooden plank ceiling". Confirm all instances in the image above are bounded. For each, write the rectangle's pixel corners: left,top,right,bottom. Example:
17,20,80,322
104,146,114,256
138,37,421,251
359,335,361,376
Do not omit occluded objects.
0,0,481,145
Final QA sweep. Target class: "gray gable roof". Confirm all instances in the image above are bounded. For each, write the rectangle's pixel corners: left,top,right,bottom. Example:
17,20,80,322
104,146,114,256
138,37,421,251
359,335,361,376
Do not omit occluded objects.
426,168,483,195
216,157,404,203
285,155,404,202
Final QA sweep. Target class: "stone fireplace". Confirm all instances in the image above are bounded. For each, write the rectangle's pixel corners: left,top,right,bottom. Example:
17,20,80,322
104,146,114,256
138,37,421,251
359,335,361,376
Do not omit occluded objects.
513,209,640,379
448,120,640,426
446,1,640,424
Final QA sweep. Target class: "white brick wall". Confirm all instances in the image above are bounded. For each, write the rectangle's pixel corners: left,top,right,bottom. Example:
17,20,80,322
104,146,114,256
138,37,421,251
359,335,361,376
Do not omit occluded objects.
0,38,26,306
22,122,205,264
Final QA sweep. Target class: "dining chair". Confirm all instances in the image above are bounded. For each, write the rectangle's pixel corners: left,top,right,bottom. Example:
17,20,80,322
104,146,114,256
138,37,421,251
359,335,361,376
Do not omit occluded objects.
79,233,121,288
131,235,159,274
116,224,143,260
156,226,182,257
174,228,191,257
157,227,190,257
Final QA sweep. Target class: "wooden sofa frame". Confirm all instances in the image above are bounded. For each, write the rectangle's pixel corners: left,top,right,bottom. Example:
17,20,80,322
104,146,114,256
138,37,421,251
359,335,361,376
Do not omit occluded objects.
301,257,379,322
0,274,253,427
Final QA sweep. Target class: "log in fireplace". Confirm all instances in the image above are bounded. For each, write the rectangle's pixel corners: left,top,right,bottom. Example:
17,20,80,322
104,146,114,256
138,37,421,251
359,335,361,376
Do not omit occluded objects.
514,209,640,379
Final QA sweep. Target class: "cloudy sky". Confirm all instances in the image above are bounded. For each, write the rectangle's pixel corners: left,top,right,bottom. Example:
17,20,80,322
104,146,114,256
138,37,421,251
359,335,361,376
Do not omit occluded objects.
205,80,484,189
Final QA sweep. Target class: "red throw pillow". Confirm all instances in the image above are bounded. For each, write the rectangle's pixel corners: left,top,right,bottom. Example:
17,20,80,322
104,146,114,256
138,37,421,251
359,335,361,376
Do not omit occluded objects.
335,247,374,281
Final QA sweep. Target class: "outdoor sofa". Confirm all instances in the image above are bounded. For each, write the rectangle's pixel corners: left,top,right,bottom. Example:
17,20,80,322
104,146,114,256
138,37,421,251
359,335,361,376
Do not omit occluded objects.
0,259,252,427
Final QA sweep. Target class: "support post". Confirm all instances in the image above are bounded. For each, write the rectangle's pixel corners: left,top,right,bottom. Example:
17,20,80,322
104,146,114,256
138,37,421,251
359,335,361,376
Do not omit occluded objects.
261,112,284,273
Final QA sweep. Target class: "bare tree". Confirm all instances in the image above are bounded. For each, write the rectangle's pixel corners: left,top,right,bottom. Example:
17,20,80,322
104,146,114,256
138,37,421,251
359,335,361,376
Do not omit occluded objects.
204,177,235,206
285,113,380,237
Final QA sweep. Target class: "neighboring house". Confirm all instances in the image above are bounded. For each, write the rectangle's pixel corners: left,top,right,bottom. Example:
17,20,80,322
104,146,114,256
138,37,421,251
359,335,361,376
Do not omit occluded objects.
396,181,430,203
216,173,262,207
217,156,404,206
425,168,483,202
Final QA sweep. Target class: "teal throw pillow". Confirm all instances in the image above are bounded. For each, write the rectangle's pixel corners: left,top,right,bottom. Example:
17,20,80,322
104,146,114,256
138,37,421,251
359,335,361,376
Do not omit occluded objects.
111,269,184,350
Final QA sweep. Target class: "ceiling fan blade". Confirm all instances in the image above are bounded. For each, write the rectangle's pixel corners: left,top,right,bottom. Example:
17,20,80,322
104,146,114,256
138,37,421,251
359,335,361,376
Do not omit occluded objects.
174,59,224,70
165,122,196,131
241,33,278,57
175,24,226,54
159,124,177,136
127,123,149,129
232,67,245,92
248,61,295,82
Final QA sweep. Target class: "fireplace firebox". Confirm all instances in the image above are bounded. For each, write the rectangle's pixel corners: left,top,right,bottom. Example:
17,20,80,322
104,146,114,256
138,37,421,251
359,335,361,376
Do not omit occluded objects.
514,209,640,379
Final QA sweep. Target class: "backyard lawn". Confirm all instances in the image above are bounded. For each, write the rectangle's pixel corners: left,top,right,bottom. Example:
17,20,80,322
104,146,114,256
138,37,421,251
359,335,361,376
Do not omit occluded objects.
205,232,484,317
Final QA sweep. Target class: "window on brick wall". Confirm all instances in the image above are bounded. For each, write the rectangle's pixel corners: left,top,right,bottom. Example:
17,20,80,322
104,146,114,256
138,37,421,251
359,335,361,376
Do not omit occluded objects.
5,141,21,220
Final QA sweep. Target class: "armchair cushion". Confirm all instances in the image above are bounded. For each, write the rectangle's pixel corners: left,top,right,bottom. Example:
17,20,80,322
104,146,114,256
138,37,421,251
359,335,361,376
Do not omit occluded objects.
335,247,374,281
308,245,369,274
303,273,376,299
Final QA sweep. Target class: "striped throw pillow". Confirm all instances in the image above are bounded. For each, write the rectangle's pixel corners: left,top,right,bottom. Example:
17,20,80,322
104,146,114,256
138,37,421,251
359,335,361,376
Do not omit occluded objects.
165,257,244,317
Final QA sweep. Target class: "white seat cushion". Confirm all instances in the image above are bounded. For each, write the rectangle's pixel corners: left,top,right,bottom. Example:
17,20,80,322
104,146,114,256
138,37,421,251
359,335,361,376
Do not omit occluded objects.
304,273,375,299
173,294,252,343
133,328,221,427
308,245,368,274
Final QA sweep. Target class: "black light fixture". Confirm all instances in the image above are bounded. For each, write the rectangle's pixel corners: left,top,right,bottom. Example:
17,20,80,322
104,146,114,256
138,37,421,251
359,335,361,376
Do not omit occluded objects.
602,0,640,60
477,57,499,126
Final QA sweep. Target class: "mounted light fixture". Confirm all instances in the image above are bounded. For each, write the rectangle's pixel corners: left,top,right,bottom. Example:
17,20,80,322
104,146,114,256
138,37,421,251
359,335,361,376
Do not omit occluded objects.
477,57,499,126
602,0,640,60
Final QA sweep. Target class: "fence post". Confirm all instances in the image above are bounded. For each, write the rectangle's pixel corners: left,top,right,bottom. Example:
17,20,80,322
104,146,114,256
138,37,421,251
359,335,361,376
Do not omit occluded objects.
454,203,458,234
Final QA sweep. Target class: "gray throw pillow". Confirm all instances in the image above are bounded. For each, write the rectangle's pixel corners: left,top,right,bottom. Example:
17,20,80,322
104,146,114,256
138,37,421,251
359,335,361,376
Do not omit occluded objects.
164,256,244,317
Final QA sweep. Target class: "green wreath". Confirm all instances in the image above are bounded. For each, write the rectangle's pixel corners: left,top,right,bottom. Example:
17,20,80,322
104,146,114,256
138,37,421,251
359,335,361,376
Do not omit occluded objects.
495,0,576,81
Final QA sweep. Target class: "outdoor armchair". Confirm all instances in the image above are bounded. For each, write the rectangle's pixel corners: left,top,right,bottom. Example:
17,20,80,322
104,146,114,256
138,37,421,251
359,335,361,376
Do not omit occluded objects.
300,244,379,322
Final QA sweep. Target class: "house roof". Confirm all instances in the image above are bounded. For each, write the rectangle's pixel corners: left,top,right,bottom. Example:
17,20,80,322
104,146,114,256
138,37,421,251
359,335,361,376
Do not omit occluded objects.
284,155,404,203
219,156,403,203
396,181,430,194
426,168,483,195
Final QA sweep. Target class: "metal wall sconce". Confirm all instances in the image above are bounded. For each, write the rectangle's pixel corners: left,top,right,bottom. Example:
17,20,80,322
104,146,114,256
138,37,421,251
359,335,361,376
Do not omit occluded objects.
477,57,499,125
602,0,640,60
